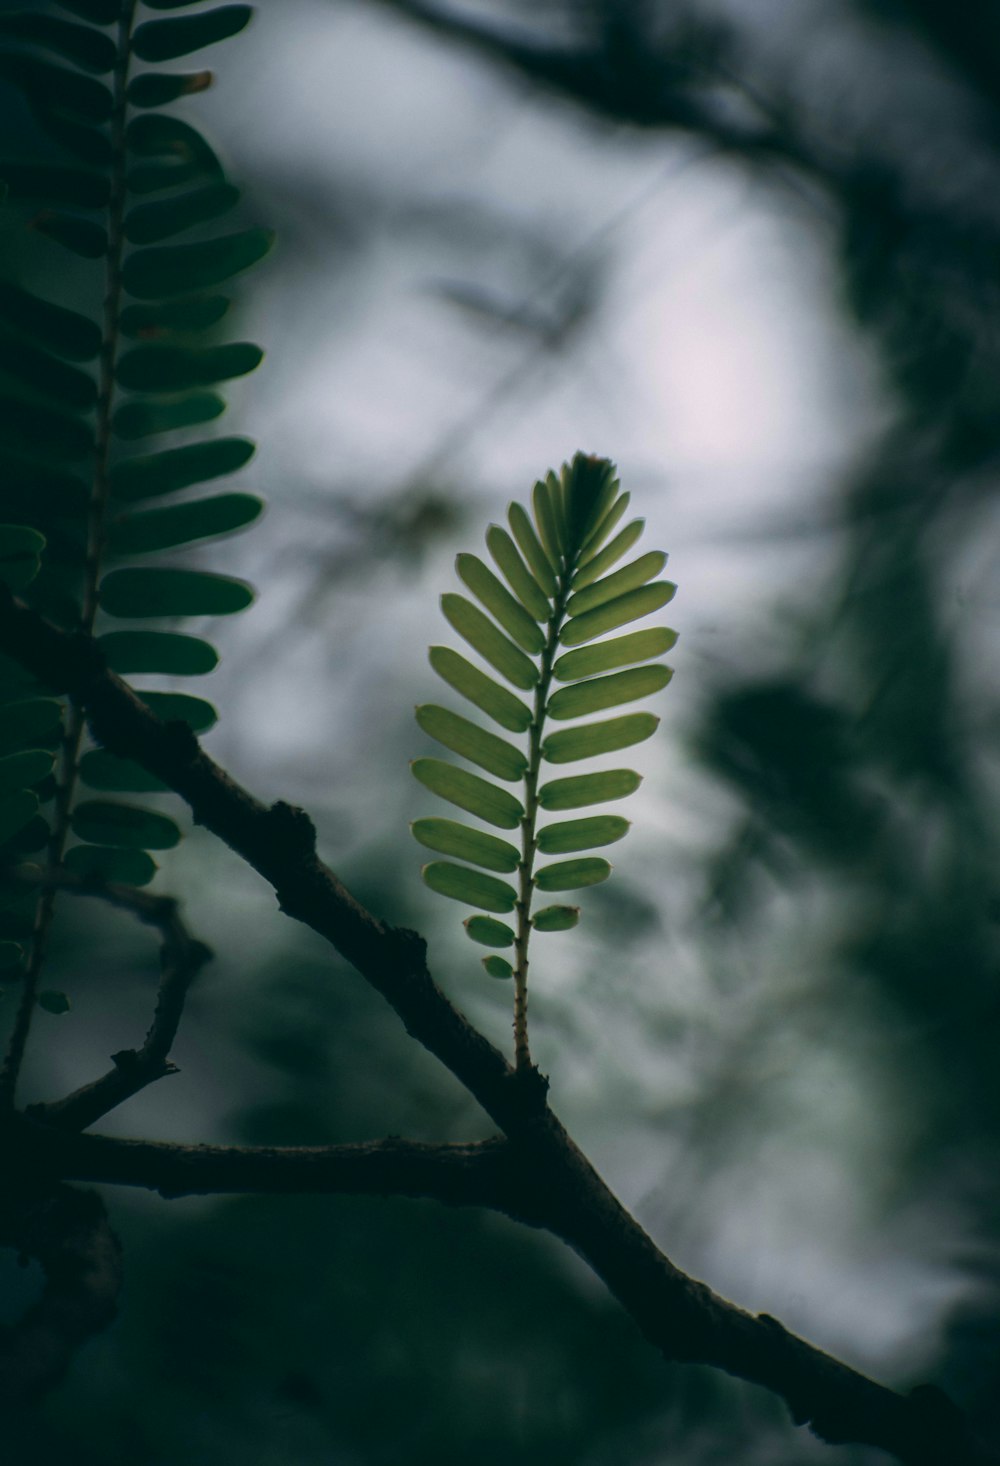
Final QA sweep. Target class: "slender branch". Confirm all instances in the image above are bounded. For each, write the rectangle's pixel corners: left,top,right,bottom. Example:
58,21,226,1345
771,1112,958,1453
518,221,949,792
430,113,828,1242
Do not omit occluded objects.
0,591,996,1465
12,867,212,1131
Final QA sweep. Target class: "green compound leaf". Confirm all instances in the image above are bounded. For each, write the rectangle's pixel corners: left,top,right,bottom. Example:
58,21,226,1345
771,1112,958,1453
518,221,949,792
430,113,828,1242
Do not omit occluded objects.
570,519,644,590
481,956,513,980
456,553,545,654
139,692,217,732
108,493,263,554
64,844,157,886
71,799,181,850
560,582,677,648
79,750,168,793
0,788,40,846
411,758,523,829
132,5,253,62
441,593,538,690
507,501,556,597
0,750,54,796
547,664,672,720
531,904,580,932
115,342,263,392
124,183,240,246
536,814,629,854
415,704,527,783
412,817,519,873
127,71,213,109
464,915,515,947
531,476,562,564
112,393,225,440
122,230,273,299
0,524,46,591
553,627,677,682
37,990,70,1015
566,550,667,618
0,14,117,72
421,861,516,913
110,439,253,501
428,646,532,734
485,525,550,621
98,631,218,676
119,296,230,339
535,857,611,891
542,712,659,764
579,491,630,563
0,283,101,361
538,768,642,811
99,567,254,617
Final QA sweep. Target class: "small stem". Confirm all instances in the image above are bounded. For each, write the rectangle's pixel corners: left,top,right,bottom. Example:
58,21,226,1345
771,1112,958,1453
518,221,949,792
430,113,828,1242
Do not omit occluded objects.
0,5,136,1111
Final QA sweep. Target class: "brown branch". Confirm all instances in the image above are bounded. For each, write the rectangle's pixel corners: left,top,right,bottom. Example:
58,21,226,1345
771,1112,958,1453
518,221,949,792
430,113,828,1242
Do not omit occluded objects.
0,587,995,1465
12,866,212,1131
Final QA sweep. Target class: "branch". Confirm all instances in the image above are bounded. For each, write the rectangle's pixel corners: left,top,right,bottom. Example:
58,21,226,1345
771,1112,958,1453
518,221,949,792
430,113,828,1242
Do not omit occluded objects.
11,867,213,1130
0,588,995,1465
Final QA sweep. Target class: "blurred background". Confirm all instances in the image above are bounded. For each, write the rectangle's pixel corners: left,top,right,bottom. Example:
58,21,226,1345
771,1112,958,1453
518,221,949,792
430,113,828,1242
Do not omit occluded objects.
4,0,1000,1461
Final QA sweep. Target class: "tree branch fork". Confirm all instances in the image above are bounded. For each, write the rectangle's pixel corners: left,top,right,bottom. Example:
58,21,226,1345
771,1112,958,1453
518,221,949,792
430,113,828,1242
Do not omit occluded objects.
0,587,995,1465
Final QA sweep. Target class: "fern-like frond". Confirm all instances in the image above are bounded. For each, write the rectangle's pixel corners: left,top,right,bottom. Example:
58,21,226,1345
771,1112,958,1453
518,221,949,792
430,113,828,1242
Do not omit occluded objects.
412,453,677,1068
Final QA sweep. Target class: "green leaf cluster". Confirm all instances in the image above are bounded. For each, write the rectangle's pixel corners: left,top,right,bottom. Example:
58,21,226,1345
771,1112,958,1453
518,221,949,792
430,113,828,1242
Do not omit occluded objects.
0,1,266,978
411,454,676,1046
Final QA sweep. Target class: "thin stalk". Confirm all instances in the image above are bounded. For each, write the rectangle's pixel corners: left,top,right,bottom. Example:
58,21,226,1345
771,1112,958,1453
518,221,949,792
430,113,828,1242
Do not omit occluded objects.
0,5,136,1110
512,560,575,1071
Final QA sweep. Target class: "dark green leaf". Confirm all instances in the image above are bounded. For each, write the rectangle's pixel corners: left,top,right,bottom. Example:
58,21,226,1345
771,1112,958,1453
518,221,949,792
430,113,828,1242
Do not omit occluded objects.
122,230,273,298
108,493,263,553
463,915,515,947
71,799,180,849
112,392,224,440
30,108,111,166
571,519,644,590
563,453,618,547
124,183,239,245
99,567,254,617
566,551,668,618
0,700,62,754
64,843,157,886
410,758,524,829
115,342,263,391
97,630,218,675
110,437,253,499
2,812,48,853
0,335,97,410
132,5,253,62
52,0,122,22
456,553,545,654
415,704,527,782
125,112,221,171
531,904,580,931
441,593,538,691
542,712,659,764
481,956,513,979
0,788,39,845
33,212,108,259
37,990,70,1014
0,55,113,121
428,646,532,734
553,627,677,682
560,582,677,648
0,455,88,522
0,283,100,360
421,860,516,913
79,749,168,792
537,768,641,811
536,814,629,854
578,492,630,563
127,71,213,108
0,941,25,971
0,396,93,461
119,295,230,339
140,692,216,732
0,524,45,590
531,476,562,564
0,162,109,208
508,501,556,597
547,664,672,720
485,524,550,621
0,749,54,796
411,817,519,873
535,857,610,891
0,14,117,71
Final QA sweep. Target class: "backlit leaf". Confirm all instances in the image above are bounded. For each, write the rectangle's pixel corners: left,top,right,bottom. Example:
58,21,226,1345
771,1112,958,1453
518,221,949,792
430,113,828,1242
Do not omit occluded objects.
508,501,556,597
112,393,224,440
411,758,523,829
456,553,545,654
531,477,562,564
464,915,515,947
536,814,629,854
421,860,516,913
108,493,263,553
428,646,532,733
97,630,218,675
115,342,263,391
99,567,254,617
132,5,253,62
567,551,668,618
531,904,580,932
416,705,527,782
122,229,273,298
542,712,659,764
553,626,677,682
110,438,254,500
481,956,513,979
71,799,180,849
441,593,538,690
538,768,641,811
547,665,672,720
411,817,519,873
127,71,213,108
579,492,629,563
570,519,644,590
485,524,550,621
64,844,157,886
535,857,610,891
125,112,221,170
560,582,677,647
